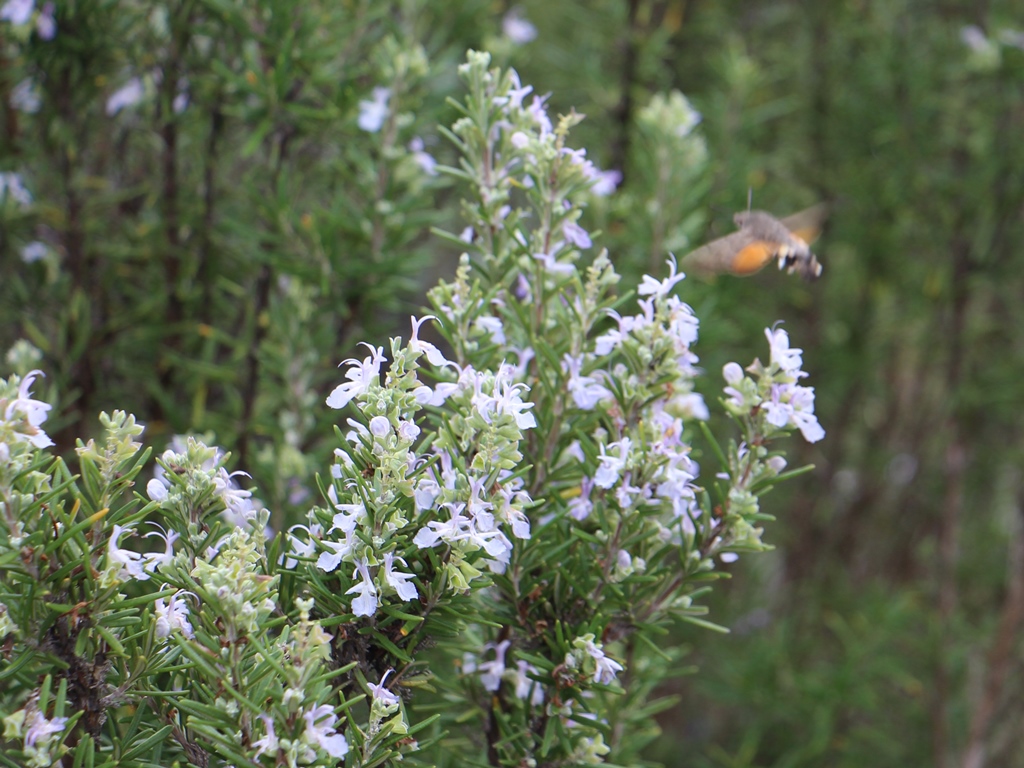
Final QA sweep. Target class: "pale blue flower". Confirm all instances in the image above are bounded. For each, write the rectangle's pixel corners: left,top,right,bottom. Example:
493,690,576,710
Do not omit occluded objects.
10,79,40,113
357,87,390,133
369,669,401,707
302,704,349,758
106,77,145,115
502,7,537,44
0,0,33,26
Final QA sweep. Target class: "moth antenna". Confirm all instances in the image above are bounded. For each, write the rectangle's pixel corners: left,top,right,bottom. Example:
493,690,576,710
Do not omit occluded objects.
746,187,753,214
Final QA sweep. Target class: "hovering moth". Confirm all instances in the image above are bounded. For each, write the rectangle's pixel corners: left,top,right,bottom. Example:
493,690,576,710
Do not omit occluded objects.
680,204,827,281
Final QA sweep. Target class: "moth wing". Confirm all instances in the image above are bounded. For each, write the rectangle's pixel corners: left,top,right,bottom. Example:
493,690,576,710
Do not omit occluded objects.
780,203,829,245
681,229,782,277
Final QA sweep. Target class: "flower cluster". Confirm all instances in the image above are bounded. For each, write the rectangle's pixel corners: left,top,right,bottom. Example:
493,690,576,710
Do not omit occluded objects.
288,315,536,619
723,327,825,444
397,53,825,764
146,436,257,526
191,525,278,641
563,634,625,687
247,598,354,765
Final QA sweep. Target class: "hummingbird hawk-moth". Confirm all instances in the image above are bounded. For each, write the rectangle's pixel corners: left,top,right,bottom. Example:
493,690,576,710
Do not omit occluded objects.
680,204,827,281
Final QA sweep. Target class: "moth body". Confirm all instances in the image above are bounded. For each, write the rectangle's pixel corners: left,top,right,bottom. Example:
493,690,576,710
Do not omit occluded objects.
681,205,826,281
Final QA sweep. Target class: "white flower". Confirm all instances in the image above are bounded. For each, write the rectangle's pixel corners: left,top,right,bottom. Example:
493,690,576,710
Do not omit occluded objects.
326,343,385,409
369,415,391,437
0,172,32,206
527,94,553,137
106,77,145,115
502,71,533,111
329,492,366,535
142,524,178,573
568,477,595,521
413,476,441,511
498,484,532,538
409,315,452,367
283,523,318,568
581,638,623,685
765,327,804,375
476,529,513,571
489,374,537,429
414,502,470,548
346,558,378,617
614,475,642,509
3,369,53,448
19,241,46,263
474,315,506,344
413,382,458,407
344,417,370,445
106,525,149,581
588,168,621,196
563,218,592,249
369,669,401,707
665,295,700,349
563,355,611,410
471,370,537,429
764,383,824,443
594,437,630,489
213,467,255,522
594,309,641,356
723,362,744,385
672,391,709,421
10,79,41,113
514,659,544,705
532,250,576,275
302,704,349,758
960,24,990,53
638,255,687,299
357,87,391,133
382,552,418,601
398,419,420,441
478,640,510,691
316,532,357,572
788,386,825,443
253,714,279,758
408,137,437,175
34,0,53,38
146,477,169,502
502,7,537,44
0,0,33,26
154,590,194,639
24,709,67,748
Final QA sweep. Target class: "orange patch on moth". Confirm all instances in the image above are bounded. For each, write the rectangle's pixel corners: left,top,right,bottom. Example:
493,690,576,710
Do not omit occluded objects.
731,241,776,274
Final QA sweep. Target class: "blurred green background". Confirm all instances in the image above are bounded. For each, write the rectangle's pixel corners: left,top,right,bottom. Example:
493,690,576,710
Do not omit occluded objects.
3,1,1023,766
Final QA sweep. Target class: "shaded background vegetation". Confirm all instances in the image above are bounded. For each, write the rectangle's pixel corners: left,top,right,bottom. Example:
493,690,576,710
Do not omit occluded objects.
3,0,1023,766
